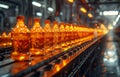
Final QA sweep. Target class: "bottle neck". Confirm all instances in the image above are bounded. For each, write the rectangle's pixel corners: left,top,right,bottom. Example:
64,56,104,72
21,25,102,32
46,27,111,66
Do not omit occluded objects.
45,23,50,28
33,22,41,28
17,20,24,27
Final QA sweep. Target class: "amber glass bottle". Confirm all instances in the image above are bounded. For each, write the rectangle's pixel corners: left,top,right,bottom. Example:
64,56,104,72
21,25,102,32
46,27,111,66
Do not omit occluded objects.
59,22,66,51
30,18,44,56
0,32,7,47
11,16,30,61
64,23,70,50
52,21,60,55
7,32,12,46
73,25,77,46
43,20,53,58
69,24,74,47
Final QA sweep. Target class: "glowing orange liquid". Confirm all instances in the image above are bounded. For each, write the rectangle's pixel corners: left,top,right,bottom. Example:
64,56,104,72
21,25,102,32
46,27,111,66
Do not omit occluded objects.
30,18,44,56
44,20,53,58
0,32,12,47
52,21,61,55
11,33,30,61
59,23,67,51
31,33,44,49
30,35,44,56
11,16,30,61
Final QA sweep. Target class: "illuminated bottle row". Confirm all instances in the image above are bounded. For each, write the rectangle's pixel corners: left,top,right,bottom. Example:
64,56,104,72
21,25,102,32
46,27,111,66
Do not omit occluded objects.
10,16,105,61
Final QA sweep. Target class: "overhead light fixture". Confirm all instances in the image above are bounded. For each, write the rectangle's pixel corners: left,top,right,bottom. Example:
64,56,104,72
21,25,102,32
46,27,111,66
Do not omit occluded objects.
48,7,54,12
68,0,74,3
88,13,93,18
103,11,118,15
32,1,41,7
80,7,87,13
113,14,120,26
36,12,42,16
99,12,103,15
108,25,113,30
0,3,9,9
60,12,63,15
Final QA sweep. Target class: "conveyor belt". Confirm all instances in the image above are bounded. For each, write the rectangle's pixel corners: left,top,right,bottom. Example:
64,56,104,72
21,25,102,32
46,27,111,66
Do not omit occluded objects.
53,38,103,77
0,46,12,61
0,36,104,77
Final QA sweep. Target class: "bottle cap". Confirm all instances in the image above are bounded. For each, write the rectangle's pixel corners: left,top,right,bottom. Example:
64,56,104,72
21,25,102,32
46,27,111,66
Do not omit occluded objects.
59,22,64,26
53,21,58,25
44,20,50,24
16,16,25,21
34,18,40,22
65,23,69,26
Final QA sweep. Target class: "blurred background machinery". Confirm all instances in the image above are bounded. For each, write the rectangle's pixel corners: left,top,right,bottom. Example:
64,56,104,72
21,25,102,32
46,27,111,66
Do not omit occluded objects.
0,0,119,33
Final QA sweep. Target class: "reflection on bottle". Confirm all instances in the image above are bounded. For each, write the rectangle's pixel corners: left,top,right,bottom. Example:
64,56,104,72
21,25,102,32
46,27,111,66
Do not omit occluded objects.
54,64,60,72
62,59,67,66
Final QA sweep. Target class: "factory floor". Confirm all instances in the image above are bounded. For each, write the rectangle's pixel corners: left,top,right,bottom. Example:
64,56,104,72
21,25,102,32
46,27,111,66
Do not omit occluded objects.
90,30,120,77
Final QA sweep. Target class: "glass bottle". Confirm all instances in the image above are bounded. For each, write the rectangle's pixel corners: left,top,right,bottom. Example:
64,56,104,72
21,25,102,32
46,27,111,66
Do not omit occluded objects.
30,18,44,57
73,25,77,46
44,20,53,59
11,16,30,61
0,32,7,47
64,23,70,50
52,21,60,55
59,22,66,51
75,26,79,45
69,24,74,47
7,32,12,46
77,26,82,45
